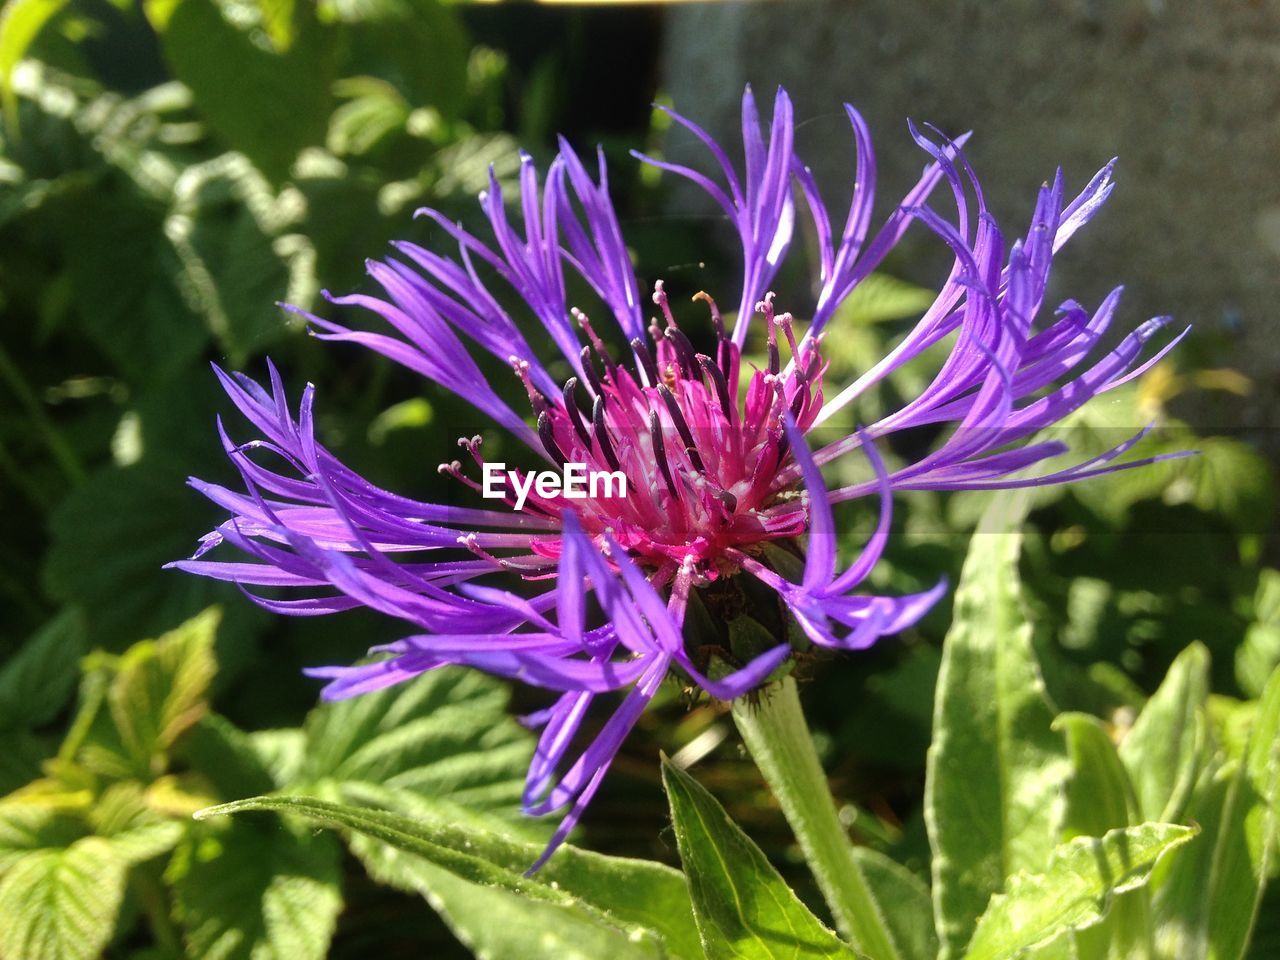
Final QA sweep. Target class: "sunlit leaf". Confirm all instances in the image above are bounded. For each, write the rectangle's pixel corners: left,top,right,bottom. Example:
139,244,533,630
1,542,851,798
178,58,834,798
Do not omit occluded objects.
195,792,703,960
925,514,1069,959
964,823,1196,960
0,836,126,960
167,816,342,960
1118,642,1209,824
660,758,861,960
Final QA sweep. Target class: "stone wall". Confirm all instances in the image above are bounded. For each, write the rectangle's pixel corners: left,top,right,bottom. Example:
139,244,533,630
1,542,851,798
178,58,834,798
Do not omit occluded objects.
662,0,1280,447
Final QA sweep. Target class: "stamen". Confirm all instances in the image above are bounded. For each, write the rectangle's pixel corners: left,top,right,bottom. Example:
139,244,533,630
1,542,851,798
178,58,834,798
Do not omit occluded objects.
664,326,699,378
648,411,679,498
511,356,549,415
692,290,726,340
630,337,659,384
580,345,605,397
776,311,802,361
591,395,622,472
714,489,738,513
573,307,617,374
652,279,677,329
657,384,706,473
537,412,569,467
561,378,592,448
696,354,735,423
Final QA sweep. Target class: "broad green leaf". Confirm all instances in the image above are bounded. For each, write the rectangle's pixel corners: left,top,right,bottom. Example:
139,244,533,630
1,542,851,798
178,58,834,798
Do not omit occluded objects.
165,151,316,363
177,713,278,801
834,272,938,326
0,803,86,874
146,0,336,182
0,608,86,729
1152,666,1280,960
660,758,862,960
195,793,703,960
167,816,342,960
1056,713,1139,840
850,847,938,960
107,607,218,774
1054,713,1151,960
965,823,1197,960
0,0,67,118
0,836,127,960
1236,570,1280,698
84,782,184,865
300,665,533,814
1119,642,1209,823
925,523,1069,959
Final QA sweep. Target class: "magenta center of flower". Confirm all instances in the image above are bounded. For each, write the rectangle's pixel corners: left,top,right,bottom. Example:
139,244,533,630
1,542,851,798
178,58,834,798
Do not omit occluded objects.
448,285,828,580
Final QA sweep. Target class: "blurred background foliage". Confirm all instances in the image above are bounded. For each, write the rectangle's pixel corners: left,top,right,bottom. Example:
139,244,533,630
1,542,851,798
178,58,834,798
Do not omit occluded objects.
0,1,1276,957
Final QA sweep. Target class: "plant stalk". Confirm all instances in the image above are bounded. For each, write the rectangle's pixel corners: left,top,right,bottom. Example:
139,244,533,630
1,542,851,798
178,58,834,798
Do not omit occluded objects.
732,674,901,960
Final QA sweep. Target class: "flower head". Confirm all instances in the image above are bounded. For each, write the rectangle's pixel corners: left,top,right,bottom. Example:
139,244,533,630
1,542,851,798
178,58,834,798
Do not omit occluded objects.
175,86,1185,869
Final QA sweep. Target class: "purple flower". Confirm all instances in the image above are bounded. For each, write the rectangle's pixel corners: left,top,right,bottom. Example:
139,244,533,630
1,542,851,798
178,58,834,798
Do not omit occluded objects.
174,86,1184,869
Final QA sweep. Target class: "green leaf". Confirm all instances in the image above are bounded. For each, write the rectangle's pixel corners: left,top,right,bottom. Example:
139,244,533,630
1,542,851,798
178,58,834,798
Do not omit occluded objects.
1151,666,1280,960
0,0,67,120
0,803,87,874
925,521,1069,959
659,758,862,960
1118,642,1209,823
147,0,336,182
1237,570,1280,699
832,272,938,326
1056,713,1140,840
0,836,127,960
167,816,342,960
107,607,219,773
849,847,939,960
300,665,533,814
177,714,278,801
165,151,316,363
1054,713,1151,960
195,793,702,960
0,608,86,729
964,823,1197,960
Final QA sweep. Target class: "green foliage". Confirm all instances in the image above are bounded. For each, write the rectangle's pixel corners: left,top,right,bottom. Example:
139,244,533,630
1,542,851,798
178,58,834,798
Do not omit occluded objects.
659,757,862,960
195,793,703,960
925,515,1070,959
963,823,1197,960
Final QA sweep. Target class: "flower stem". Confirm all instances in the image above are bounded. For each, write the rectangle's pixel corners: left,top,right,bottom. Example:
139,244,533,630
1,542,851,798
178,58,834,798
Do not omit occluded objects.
732,675,901,960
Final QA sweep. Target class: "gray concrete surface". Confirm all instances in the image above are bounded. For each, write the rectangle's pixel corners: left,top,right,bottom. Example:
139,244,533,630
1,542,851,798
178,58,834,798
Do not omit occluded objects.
662,0,1280,446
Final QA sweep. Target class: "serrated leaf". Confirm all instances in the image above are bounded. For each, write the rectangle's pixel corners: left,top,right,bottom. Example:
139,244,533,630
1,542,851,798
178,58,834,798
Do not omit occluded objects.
1119,643,1209,823
0,608,86,729
107,608,218,774
660,759,862,960
833,272,938,326
166,152,314,362
177,714,278,801
1151,666,1280,960
0,836,126,960
300,665,533,814
85,782,184,865
167,816,342,960
0,803,87,874
195,792,703,960
965,823,1197,960
925,521,1069,959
